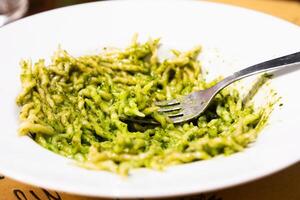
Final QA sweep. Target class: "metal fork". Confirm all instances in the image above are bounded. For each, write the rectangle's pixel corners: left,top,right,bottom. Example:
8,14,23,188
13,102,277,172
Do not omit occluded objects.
152,51,300,124
126,52,300,124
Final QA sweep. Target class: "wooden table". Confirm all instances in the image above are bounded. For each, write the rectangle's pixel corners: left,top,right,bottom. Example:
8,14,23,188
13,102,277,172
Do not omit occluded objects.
1,1,299,199
211,0,300,26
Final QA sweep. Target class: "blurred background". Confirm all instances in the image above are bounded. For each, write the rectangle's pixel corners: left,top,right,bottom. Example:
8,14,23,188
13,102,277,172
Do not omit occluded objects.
0,0,299,27
26,0,96,16
26,0,300,27
25,0,300,17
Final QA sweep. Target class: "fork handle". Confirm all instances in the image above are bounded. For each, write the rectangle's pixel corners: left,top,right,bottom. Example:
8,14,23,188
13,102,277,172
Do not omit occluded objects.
213,51,300,90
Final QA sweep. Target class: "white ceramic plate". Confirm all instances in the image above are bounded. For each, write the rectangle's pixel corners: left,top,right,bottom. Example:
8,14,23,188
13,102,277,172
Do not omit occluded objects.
0,0,299,198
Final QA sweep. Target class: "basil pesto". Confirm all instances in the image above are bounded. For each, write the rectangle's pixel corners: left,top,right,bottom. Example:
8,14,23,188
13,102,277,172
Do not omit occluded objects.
16,37,272,175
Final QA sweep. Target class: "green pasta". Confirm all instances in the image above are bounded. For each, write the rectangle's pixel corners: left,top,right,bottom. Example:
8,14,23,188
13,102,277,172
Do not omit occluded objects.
16,36,273,175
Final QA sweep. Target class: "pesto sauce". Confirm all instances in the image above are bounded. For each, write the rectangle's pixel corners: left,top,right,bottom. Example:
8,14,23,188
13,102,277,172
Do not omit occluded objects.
16,37,274,175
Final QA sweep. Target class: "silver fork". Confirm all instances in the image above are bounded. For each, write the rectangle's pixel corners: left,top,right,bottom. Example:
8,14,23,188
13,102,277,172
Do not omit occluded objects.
154,51,300,124
150,51,300,124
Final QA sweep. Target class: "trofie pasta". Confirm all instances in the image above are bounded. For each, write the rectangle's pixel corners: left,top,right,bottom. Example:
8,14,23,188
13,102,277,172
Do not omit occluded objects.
16,36,273,175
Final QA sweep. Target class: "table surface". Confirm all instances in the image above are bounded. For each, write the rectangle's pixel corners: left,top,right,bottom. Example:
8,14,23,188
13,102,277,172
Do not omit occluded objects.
1,0,300,199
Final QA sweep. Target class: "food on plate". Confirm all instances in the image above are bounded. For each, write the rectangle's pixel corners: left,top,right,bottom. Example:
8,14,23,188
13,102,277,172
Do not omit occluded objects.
16,36,273,175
